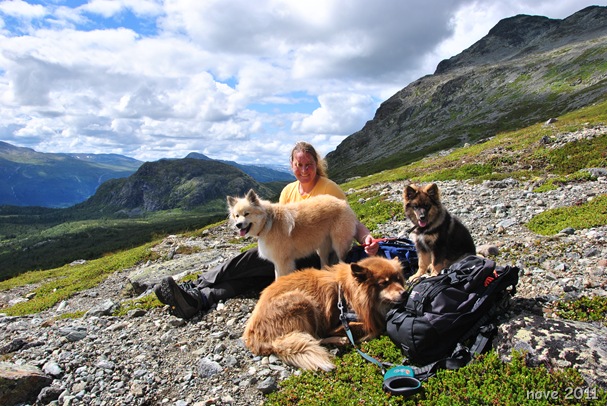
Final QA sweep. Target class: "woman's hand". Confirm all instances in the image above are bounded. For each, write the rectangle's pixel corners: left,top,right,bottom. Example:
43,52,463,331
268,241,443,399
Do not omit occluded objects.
362,233,379,256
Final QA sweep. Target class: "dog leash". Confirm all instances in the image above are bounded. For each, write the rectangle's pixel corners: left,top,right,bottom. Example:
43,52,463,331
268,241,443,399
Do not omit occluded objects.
361,237,398,247
337,285,423,397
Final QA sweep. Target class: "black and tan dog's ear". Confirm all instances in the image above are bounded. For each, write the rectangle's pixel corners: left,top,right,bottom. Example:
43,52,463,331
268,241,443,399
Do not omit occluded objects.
246,189,260,205
403,185,418,202
424,183,440,201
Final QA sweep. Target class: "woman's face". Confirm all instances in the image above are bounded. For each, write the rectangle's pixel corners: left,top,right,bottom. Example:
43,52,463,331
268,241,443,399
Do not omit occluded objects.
291,151,317,184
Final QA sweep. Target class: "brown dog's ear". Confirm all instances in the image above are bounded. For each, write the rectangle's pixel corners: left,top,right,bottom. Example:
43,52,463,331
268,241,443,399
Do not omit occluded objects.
424,183,440,201
227,195,238,207
350,263,370,283
390,257,403,273
246,189,260,205
403,185,417,202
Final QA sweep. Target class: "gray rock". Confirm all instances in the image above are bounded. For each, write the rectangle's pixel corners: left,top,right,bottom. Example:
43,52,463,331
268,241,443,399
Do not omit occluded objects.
495,314,607,387
0,362,52,406
198,358,223,378
42,361,63,377
85,299,119,317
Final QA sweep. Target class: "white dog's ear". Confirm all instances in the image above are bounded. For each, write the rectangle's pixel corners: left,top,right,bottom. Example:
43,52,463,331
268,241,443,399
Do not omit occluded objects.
246,189,260,205
227,195,238,207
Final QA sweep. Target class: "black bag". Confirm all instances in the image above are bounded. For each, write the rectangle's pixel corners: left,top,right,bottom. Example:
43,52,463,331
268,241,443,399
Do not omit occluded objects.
385,255,519,375
346,238,418,278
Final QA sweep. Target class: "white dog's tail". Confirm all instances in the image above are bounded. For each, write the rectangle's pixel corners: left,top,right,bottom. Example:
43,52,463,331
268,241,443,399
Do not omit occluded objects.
271,332,335,371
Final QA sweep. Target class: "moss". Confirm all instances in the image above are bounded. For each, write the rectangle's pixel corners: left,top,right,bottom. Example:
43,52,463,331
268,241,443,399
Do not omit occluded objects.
526,195,607,235
266,343,606,405
554,296,607,324
113,293,164,317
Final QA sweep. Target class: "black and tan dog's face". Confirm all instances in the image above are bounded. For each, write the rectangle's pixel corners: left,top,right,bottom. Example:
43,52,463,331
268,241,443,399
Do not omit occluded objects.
403,183,442,229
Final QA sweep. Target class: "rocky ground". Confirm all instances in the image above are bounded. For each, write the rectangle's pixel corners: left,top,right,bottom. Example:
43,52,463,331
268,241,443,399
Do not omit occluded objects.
1,176,606,405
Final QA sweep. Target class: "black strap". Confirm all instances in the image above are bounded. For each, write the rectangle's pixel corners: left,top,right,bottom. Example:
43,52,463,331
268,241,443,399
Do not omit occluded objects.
410,323,497,381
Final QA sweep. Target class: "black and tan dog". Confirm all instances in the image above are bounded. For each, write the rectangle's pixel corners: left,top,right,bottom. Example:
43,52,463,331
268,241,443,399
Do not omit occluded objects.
403,183,476,281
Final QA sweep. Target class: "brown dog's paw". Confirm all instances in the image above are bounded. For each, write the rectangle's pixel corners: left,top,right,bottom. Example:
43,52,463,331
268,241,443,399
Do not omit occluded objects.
320,336,349,346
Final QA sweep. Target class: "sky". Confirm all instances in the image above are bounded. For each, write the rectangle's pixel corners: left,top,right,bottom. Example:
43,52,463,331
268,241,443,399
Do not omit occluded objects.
0,0,604,166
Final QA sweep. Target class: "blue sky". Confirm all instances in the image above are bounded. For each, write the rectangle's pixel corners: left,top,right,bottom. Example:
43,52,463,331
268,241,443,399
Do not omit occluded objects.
0,0,603,165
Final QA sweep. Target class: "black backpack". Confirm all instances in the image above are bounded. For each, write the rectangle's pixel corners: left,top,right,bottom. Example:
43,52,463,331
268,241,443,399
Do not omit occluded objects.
385,255,519,378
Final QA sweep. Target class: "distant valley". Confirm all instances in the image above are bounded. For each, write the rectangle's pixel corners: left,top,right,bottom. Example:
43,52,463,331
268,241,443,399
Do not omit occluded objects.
0,141,142,208
0,142,293,208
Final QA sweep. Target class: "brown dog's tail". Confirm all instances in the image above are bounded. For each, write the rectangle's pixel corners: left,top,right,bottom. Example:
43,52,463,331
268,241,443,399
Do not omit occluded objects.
271,332,335,371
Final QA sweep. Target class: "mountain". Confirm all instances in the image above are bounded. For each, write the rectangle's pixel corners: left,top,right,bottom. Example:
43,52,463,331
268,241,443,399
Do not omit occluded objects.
186,152,294,183
77,158,276,214
0,142,143,208
326,6,607,182
0,143,292,209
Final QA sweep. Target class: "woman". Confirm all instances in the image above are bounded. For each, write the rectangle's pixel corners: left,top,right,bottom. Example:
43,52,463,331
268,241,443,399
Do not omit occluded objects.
155,141,378,319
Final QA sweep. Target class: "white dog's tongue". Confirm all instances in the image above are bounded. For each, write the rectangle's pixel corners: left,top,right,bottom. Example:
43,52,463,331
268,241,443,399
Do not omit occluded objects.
418,220,427,228
239,229,247,237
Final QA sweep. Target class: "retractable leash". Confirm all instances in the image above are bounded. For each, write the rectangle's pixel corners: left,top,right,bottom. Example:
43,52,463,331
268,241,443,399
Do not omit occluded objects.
337,285,422,397
361,237,400,247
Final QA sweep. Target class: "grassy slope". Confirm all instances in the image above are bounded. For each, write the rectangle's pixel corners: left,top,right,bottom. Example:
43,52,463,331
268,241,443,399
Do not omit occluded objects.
1,99,607,403
0,204,227,281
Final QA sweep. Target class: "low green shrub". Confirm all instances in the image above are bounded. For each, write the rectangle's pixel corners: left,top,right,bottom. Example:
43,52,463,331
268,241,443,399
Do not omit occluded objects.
113,293,164,317
554,295,607,324
533,170,596,193
527,195,607,235
347,191,405,233
266,338,606,405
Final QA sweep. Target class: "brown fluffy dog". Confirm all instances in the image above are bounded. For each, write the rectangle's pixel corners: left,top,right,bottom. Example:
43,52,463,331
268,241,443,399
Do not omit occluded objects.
242,256,405,371
404,183,476,281
227,189,358,279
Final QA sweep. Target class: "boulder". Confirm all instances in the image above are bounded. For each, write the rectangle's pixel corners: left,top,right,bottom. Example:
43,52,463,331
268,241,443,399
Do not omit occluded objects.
494,314,607,388
0,362,52,406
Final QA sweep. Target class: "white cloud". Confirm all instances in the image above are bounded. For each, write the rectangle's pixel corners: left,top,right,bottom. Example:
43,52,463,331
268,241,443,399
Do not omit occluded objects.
0,0,45,19
0,0,602,165
293,93,376,135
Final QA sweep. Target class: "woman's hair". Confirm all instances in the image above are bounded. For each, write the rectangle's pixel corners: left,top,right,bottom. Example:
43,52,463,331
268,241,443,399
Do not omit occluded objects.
290,141,328,178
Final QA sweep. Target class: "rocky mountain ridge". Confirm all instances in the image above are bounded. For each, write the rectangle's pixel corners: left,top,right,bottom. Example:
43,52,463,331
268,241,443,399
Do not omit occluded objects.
327,6,607,182
1,172,606,405
77,158,278,214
